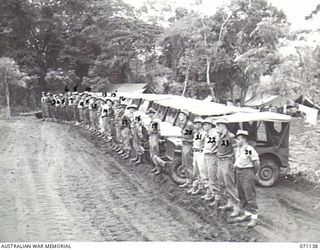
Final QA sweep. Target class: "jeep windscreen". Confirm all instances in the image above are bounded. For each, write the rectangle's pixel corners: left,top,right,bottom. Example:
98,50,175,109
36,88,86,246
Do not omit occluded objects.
139,99,151,113
132,98,141,107
165,107,179,125
155,105,167,121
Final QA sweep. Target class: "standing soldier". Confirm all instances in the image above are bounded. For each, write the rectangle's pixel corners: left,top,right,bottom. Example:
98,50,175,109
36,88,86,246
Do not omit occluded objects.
41,92,48,121
48,93,56,121
97,98,107,137
83,94,91,129
119,104,137,158
103,98,115,142
46,93,53,121
112,103,126,152
178,110,195,188
117,105,135,159
71,92,79,124
147,108,161,175
131,112,148,165
212,118,241,218
55,94,62,122
60,93,67,123
187,117,205,195
88,96,98,132
202,118,219,202
232,130,260,228
77,93,85,126
65,92,74,124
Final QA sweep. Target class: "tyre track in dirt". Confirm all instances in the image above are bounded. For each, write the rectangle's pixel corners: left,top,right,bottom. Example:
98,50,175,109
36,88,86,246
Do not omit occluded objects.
255,184,320,242
0,117,217,241
2,117,318,242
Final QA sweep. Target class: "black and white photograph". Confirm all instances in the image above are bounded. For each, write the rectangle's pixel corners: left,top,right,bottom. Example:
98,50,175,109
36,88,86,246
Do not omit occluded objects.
0,0,319,246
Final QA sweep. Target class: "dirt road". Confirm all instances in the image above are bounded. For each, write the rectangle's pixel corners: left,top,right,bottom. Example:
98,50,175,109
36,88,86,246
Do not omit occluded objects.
0,117,319,242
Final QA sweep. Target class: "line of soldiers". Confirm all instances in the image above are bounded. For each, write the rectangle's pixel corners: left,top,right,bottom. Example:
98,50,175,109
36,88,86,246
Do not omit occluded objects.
41,91,261,228
177,111,260,228
41,91,162,174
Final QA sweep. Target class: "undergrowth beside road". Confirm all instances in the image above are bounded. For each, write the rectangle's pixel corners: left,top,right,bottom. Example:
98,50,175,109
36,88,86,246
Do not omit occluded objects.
287,118,320,186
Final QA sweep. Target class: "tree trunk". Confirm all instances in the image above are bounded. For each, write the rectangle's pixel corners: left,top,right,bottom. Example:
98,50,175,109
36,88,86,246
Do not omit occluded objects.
182,65,190,97
4,70,11,118
206,57,211,86
230,84,235,103
240,84,249,107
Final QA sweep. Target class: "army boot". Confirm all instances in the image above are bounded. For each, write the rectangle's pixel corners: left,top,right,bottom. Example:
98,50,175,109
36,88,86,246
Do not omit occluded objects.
117,149,125,155
123,150,131,159
204,191,216,202
209,198,221,207
135,154,143,165
218,200,233,211
247,216,258,228
179,181,190,188
201,188,211,200
131,155,139,162
234,213,251,222
150,164,157,173
230,208,241,217
154,165,162,175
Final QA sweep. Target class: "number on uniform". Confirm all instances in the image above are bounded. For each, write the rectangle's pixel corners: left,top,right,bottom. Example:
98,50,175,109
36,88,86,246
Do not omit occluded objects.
184,129,193,135
195,133,202,140
102,92,107,97
245,149,252,155
135,116,141,121
221,140,230,146
120,96,126,101
111,91,117,97
208,137,216,143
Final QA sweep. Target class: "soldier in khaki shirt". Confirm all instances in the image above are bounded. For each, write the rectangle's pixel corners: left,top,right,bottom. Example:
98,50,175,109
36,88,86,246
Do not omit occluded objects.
187,117,206,195
178,110,195,188
201,117,220,202
212,118,241,218
233,130,260,228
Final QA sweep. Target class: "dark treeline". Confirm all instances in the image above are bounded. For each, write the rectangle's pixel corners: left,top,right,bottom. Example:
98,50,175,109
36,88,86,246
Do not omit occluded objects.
0,0,319,113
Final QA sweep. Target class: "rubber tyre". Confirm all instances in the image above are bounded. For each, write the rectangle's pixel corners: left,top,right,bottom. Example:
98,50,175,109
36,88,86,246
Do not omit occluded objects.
171,162,188,185
257,157,280,187
35,112,43,119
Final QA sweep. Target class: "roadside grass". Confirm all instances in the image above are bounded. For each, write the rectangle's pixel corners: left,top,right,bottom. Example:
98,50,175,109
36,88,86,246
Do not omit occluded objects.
288,118,320,186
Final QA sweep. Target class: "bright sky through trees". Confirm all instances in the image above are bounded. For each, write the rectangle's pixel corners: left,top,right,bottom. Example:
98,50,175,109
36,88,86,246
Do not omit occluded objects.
124,0,320,30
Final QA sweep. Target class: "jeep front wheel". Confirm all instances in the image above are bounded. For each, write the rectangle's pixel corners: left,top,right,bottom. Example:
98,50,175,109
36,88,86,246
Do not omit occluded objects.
257,157,280,187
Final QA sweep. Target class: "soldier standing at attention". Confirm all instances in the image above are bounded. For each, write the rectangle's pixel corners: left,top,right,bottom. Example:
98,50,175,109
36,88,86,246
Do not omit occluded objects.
83,94,91,129
202,117,219,203
60,93,67,123
187,117,205,195
96,98,107,137
41,92,48,121
49,93,56,121
118,105,136,159
109,100,120,149
46,93,53,121
178,110,195,188
71,92,79,124
131,112,148,165
232,130,260,228
88,96,98,132
77,93,85,127
147,108,161,175
111,102,125,151
213,118,241,218
103,98,115,142
55,94,62,122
